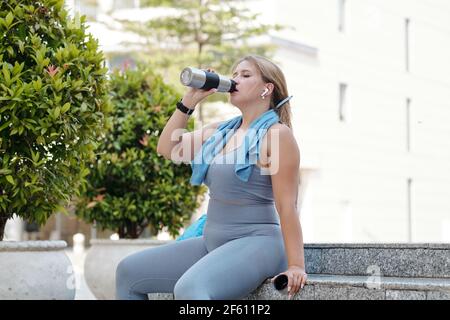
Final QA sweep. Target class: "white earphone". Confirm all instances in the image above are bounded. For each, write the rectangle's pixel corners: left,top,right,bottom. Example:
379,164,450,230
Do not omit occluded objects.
261,88,269,98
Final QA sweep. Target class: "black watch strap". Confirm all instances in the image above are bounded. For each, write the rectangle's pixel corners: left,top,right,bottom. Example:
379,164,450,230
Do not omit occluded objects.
176,100,195,115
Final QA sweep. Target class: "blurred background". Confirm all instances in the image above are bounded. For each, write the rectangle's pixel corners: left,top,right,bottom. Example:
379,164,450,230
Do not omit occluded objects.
4,0,450,247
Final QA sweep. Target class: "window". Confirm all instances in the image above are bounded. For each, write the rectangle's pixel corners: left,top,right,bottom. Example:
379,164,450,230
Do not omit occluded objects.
405,18,410,72
339,83,347,122
406,98,411,152
407,177,412,242
338,0,346,32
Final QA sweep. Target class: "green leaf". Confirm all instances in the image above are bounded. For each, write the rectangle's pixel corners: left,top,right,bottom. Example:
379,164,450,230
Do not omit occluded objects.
17,40,25,53
80,168,90,178
61,102,70,113
53,78,64,91
0,83,13,96
7,46,14,57
0,121,11,132
2,155,9,166
5,12,14,28
31,149,40,163
72,79,83,89
54,106,61,118
0,168,12,175
6,175,15,185
32,78,42,91
2,63,10,85
24,118,37,125
12,62,24,76
12,86,24,99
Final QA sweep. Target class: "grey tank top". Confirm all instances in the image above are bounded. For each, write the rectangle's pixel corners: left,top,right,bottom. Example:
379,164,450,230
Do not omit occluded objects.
204,146,274,206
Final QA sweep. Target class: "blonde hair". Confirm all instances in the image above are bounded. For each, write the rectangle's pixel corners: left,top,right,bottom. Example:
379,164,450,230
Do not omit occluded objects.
230,54,293,129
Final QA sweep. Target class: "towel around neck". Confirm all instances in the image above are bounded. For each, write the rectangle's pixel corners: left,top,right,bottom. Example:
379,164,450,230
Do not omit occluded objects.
190,108,280,185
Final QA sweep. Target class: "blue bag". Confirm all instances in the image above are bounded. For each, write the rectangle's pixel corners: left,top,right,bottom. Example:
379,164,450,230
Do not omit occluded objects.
176,214,207,241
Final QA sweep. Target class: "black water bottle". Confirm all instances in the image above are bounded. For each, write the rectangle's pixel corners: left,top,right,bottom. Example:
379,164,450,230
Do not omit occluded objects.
273,274,289,293
180,67,237,93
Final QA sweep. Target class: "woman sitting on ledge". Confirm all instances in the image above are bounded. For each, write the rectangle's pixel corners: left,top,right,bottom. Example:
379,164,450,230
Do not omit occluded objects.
115,54,307,300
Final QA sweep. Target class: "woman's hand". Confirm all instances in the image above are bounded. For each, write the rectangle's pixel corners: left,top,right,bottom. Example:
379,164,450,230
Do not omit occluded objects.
182,68,218,109
271,265,307,299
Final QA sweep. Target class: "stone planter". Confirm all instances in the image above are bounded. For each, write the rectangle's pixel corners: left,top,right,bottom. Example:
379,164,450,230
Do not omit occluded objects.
0,241,75,300
84,239,174,300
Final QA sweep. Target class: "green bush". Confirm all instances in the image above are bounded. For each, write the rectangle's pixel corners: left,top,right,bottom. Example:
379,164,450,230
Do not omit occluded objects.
0,0,111,240
74,65,207,239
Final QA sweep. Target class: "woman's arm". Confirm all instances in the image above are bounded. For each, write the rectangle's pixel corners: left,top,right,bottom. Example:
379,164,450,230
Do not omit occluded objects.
157,85,218,161
269,124,307,297
270,125,304,267
156,95,198,159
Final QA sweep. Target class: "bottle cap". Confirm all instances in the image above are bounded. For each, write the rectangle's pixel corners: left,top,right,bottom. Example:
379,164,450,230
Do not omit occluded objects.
273,274,289,290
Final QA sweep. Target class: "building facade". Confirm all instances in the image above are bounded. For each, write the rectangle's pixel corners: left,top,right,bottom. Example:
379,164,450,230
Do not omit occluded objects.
261,0,450,243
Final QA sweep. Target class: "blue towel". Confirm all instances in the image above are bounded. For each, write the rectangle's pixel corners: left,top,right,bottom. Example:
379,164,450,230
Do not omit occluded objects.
176,214,207,241
190,108,280,185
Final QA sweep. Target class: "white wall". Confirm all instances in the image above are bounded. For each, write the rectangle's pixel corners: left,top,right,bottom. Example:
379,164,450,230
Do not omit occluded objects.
266,0,450,243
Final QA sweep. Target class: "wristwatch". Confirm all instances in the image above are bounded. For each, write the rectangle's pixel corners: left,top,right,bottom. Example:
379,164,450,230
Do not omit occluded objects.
176,100,195,115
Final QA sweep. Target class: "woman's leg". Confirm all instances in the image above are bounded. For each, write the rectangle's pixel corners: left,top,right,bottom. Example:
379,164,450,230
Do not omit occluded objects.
115,236,208,300
173,235,287,300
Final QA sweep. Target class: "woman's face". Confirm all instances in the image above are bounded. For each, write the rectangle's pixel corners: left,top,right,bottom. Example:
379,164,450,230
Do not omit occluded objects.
229,60,267,107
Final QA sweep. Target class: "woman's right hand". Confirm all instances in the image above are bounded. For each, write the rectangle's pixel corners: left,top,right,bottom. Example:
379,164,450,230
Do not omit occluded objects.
181,68,218,109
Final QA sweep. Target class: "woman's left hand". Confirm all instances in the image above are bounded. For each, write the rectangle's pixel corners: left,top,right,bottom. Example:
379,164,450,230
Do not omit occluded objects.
271,265,307,299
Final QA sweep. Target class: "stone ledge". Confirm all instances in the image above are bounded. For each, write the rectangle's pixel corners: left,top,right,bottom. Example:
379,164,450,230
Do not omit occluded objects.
247,274,450,300
144,243,450,300
305,246,450,278
297,274,450,291
90,239,174,246
304,243,450,249
147,274,450,300
0,240,67,251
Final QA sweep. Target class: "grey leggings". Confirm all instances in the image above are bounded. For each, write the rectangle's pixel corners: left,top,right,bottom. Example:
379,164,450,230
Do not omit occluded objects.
115,231,288,300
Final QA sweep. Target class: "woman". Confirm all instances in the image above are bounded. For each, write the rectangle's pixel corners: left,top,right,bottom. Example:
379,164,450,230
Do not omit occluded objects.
116,54,307,300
